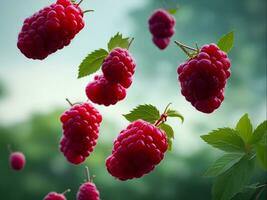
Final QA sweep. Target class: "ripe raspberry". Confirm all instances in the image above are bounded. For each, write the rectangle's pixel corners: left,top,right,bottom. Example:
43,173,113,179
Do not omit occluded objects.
43,192,66,200
9,152,26,171
85,75,126,106
106,119,168,180
177,43,231,113
17,0,85,60
148,9,176,50
76,182,100,200
60,102,102,164
102,48,136,88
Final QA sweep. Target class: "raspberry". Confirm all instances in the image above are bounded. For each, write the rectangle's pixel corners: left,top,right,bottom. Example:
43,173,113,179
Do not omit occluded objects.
85,75,126,106
102,48,136,88
43,192,66,200
76,182,100,200
106,119,168,180
177,43,231,113
9,152,26,171
148,9,176,50
17,0,85,60
60,102,102,164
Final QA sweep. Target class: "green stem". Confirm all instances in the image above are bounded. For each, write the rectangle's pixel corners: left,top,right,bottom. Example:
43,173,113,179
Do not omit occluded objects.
62,189,71,195
65,98,73,106
174,41,198,58
83,10,94,13
127,38,135,50
255,183,266,200
85,166,91,182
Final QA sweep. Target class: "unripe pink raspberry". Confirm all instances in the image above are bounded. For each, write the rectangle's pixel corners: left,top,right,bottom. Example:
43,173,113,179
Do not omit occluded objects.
76,167,100,200
85,75,126,106
60,101,102,164
9,152,26,171
106,119,168,180
148,9,176,49
177,43,231,113
17,0,85,60
43,190,70,200
102,48,136,88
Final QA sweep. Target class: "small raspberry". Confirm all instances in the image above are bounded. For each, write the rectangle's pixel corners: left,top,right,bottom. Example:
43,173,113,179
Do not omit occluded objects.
43,192,66,200
77,182,100,200
9,152,26,171
106,119,168,180
60,102,102,164
102,48,136,88
148,9,176,49
17,0,85,60
85,75,126,106
177,43,231,113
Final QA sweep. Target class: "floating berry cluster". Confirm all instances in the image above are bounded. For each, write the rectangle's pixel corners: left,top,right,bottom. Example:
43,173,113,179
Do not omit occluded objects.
9,0,236,198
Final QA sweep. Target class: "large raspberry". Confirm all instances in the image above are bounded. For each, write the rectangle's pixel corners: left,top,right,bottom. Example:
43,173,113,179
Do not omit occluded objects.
148,9,176,50
76,182,100,200
85,75,126,106
43,192,66,200
177,43,231,113
17,0,85,60
106,119,168,180
102,48,136,88
60,102,102,164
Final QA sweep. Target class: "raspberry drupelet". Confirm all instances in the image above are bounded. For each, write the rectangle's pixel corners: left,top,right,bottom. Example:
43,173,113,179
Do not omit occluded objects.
43,189,70,200
60,102,102,164
148,9,176,50
106,119,168,180
17,0,85,60
177,43,231,113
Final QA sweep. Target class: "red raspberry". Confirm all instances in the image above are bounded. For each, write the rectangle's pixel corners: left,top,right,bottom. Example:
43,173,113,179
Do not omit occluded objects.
43,192,66,200
102,48,136,88
85,75,126,106
9,152,26,171
177,43,231,113
148,9,176,50
60,102,102,164
76,182,100,200
106,119,168,180
17,0,85,60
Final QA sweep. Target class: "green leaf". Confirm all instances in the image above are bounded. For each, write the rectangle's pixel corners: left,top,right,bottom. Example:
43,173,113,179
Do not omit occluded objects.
167,8,178,15
159,123,174,151
212,155,255,200
166,109,184,123
108,33,130,51
235,114,253,144
217,31,234,53
78,49,108,78
256,144,267,170
123,104,160,124
201,128,246,152
204,153,244,177
249,120,267,145
231,183,259,200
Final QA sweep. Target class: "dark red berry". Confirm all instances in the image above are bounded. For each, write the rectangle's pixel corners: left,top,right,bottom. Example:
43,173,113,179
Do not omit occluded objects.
85,75,126,106
76,182,100,200
177,43,231,113
17,0,85,60
9,152,26,171
102,48,136,88
106,119,168,180
43,192,66,200
60,102,102,164
148,9,176,50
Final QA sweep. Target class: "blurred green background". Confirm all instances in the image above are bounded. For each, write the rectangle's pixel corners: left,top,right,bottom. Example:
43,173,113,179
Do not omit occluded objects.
0,0,266,199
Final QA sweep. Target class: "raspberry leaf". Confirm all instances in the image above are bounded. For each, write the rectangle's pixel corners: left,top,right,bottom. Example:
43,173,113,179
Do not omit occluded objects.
235,114,253,144
167,8,178,15
204,153,244,177
231,183,259,200
249,120,267,145
217,31,234,53
256,144,267,170
166,109,184,123
123,104,160,124
212,155,255,200
78,49,108,78
201,128,246,152
159,123,174,151
108,33,130,51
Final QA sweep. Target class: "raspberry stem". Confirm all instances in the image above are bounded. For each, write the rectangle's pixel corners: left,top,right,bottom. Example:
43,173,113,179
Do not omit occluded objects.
62,189,71,195
77,0,84,6
154,103,172,127
174,40,198,58
65,98,74,106
85,166,91,182
127,38,134,50
83,10,95,14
